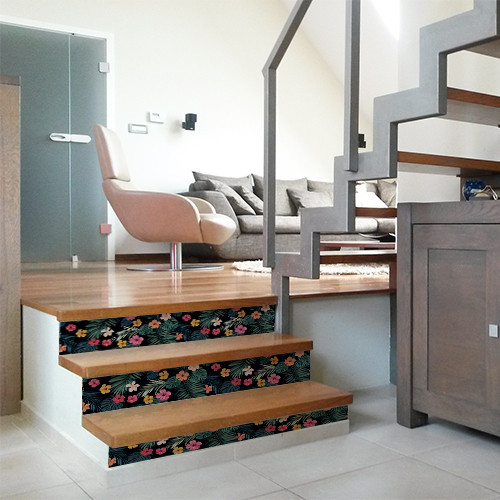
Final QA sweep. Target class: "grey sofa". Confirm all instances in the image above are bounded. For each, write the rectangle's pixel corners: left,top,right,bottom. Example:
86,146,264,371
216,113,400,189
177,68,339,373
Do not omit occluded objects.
182,172,396,261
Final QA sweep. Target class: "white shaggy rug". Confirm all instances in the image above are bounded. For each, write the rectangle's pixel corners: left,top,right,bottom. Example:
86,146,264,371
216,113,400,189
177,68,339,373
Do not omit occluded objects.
232,260,389,276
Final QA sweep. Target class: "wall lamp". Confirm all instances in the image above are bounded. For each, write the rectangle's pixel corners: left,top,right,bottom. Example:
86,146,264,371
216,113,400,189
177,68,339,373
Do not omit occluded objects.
182,113,197,131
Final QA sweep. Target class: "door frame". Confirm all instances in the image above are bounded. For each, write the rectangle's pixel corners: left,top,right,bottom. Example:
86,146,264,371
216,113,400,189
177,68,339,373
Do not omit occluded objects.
0,14,116,259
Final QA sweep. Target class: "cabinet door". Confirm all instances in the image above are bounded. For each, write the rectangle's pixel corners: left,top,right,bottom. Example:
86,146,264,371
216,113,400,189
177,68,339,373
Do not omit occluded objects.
412,224,500,435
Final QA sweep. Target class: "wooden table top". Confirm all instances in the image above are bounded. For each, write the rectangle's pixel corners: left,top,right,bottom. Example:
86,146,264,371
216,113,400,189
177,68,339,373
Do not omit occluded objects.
21,261,394,321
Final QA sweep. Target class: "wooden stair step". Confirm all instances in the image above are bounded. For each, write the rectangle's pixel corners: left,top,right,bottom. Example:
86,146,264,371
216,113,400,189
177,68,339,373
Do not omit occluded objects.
320,249,396,265
82,380,353,448
60,332,312,378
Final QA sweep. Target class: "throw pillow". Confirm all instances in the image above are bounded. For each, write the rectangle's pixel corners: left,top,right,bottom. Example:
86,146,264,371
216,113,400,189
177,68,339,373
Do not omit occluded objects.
253,174,308,216
377,179,397,207
192,171,253,191
307,179,333,193
287,188,333,210
355,191,387,208
205,179,256,216
235,186,264,215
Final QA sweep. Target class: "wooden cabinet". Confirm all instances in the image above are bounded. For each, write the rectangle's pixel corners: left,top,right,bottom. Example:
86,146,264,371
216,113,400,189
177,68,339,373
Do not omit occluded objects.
397,201,500,436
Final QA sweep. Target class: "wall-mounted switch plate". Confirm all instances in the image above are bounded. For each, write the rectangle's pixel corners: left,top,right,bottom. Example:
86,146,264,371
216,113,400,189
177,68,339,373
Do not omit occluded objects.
489,324,499,338
128,123,148,134
149,111,166,123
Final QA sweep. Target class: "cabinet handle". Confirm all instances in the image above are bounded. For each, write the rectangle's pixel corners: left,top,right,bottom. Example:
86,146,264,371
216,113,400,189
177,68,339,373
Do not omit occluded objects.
49,133,91,144
489,324,499,338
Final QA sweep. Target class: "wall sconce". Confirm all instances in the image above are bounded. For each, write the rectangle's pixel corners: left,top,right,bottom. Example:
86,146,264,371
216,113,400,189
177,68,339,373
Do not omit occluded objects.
182,113,197,131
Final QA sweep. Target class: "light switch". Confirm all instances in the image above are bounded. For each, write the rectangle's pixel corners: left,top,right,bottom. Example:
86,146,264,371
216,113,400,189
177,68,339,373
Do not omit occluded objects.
489,324,499,338
149,111,166,123
128,123,148,134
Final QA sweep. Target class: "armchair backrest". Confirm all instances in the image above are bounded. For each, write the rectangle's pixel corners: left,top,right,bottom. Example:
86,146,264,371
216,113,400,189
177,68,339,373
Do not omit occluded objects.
94,124,131,182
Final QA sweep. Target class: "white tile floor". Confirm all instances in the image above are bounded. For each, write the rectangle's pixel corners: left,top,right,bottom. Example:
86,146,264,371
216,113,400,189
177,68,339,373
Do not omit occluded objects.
1,385,500,500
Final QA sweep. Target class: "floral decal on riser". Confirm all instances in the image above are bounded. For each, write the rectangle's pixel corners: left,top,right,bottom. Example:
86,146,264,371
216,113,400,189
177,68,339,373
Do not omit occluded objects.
108,406,348,467
82,351,310,414
59,305,275,354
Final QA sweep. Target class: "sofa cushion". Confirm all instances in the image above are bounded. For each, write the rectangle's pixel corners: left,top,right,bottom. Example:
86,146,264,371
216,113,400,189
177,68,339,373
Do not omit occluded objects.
204,179,256,216
377,179,397,207
307,179,333,193
193,171,253,191
235,186,264,215
288,188,333,210
252,174,307,216
238,215,300,234
355,191,388,208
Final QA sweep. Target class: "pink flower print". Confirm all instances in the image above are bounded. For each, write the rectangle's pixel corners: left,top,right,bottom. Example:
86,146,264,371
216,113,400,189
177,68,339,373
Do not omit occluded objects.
88,379,100,388
127,395,138,403
243,366,254,376
126,382,140,392
88,338,100,346
231,308,241,312
212,328,220,336
65,324,76,332
130,335,144,346
101,327,114,337
211,363,221,371
148,320,160,329
235,325,247,335
265,425,276,433
160,313,171,321
261,305,271,312
211,317,222,326
155,389,171,402
182,314,191,322
102,339,112,347
125,316,136,321
140,448,153,456
278,425,287,432
279,416,288,423
295,351,305,357
113,394,125,404
231,378,241,386
243,379,252,386
201,327,210,335
304,418,317,428
251,311,262,320
268,374,281,385
284,357,295,367
176,370,189,381
188,365,199,371
186,440,202,451
156,447,167,455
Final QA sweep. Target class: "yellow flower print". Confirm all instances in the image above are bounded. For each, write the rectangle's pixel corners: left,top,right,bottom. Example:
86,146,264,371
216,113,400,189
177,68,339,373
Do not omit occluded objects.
293,424,302,430
100,384,111,394
270,356,279,365
224,329,233,337
221,368,230,377
159,370,169,380
238,310,246,318
117,340,127,348
132,319,142,327
128,444,138,449
190,319,200,327
254,421,263,425
257,379,266,387
76,329,87,338
144,395,153,404
173,447,183,454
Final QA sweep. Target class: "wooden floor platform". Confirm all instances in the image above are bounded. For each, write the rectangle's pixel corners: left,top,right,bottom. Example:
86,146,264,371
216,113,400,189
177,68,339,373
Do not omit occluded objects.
21,261,395,321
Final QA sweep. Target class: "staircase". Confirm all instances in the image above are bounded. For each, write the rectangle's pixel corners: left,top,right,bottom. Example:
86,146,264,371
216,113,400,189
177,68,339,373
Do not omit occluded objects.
57,306,352,468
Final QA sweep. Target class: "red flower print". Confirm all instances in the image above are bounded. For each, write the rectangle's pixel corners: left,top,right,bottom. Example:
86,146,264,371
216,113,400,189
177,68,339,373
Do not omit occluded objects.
88,338,100,346
127,395,138,403
59,344,67,353
125,316,136,321
265,425,276,433
155,389,171,402
182,314,191,321
231,308,240,312
88,379,100,388
231,378,241,386
140,448,153,456
211,363,221,371
304,418,317,428
201,327,210,335
212,328,220,336
176,370,189,381
113,394,125,404
130,335,144,346
243,379,252,386
235,325,247,335
268,374,281,385
156,447,167,455
65,324,76,332
186,440,202,451
148,320,160,329
102,339,112,347
278,425,287,432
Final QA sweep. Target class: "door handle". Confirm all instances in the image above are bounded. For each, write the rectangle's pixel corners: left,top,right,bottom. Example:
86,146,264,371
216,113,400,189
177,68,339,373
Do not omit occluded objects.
49,133,92,144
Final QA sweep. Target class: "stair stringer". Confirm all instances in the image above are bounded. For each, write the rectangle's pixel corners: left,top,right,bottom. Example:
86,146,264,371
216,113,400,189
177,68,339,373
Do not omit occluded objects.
271,0,500,332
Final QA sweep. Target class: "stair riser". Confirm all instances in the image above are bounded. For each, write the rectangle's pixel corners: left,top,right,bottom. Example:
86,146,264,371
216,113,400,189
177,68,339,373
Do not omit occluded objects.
82,350,310,414
108,405,348,468
59,305,275,355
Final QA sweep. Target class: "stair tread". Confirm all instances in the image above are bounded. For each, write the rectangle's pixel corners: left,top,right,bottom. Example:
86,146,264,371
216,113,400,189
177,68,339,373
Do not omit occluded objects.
82,380,352,448
60,332,312,378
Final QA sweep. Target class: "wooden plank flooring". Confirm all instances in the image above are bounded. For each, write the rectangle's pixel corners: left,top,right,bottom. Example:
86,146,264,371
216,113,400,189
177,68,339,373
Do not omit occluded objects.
21,262,394,321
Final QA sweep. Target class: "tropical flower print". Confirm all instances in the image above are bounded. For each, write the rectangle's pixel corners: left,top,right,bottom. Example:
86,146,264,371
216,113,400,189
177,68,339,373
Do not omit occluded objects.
186,440,202,451
60,305,275,354
82,350,310,414
304,418,317,428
